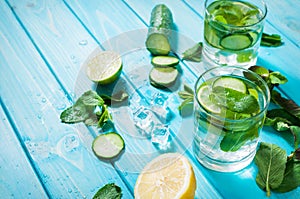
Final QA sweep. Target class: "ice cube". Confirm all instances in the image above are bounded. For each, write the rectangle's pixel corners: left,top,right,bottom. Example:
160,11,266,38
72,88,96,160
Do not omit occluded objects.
151,124,170,148
151,93,172,123
133,106,156,137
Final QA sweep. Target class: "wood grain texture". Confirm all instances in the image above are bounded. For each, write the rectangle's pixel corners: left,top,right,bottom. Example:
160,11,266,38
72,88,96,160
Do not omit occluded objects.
1,0,299,198
64,0,223,198
0,106,48,199
1,1,132,198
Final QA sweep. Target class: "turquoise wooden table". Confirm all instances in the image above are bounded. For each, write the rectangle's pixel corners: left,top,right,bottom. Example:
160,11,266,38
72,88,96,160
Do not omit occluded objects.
1,0,300,198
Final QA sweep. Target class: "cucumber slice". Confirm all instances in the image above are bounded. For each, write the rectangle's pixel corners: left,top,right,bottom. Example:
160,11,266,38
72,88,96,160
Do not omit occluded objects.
146,33,171,56
92,132,125,159
151,56,179,67
220,34,252,50
213,76,247,93
149,67,178,88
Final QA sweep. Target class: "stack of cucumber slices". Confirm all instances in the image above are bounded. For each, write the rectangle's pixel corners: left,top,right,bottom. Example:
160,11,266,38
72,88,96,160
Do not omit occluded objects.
149,55,180,88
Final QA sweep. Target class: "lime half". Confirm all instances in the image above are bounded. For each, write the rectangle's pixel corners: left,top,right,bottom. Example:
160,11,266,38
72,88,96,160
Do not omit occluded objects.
197,85,221,114
86,51,122,84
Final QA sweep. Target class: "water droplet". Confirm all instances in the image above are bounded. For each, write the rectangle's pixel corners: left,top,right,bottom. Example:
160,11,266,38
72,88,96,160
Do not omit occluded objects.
37,114,42,119
68,189,72,193
41,98,47,103
79,40,88,46
56,103,66,110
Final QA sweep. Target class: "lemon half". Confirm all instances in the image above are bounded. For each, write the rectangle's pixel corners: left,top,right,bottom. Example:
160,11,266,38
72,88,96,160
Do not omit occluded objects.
134,153,196,199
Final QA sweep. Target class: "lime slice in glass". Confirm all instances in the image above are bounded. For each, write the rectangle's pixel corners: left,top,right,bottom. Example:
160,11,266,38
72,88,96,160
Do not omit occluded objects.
213,76,247,93
197,85,221,114
86,51,122,84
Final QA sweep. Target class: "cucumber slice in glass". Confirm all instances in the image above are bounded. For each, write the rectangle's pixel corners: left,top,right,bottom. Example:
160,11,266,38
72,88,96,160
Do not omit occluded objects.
92,132,125,159
213,76,247,93
220,34,252,50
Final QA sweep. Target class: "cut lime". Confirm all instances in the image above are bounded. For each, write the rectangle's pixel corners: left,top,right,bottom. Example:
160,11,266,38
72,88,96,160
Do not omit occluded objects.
197,85,221,114
86,51,122,84
92,132,125,159
220,34,252,50
213,76,247,93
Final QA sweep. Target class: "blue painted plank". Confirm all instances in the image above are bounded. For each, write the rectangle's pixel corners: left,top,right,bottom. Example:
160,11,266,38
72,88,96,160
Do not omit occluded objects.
0,106,48,199
0,1,132,198
116,0,300,198
64,1,223,198
264,0,300,46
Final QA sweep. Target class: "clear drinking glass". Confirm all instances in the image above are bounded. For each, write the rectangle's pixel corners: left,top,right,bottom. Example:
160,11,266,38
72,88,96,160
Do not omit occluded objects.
203,0,267,68
193,66,270,172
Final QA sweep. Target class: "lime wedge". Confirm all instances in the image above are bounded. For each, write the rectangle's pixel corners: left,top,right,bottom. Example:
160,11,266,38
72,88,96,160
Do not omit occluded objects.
213,76,247,93
86,51,122,84
197,85,221,114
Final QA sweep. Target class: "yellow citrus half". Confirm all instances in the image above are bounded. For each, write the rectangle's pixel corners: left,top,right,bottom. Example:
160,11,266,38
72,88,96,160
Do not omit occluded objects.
134,153,196,199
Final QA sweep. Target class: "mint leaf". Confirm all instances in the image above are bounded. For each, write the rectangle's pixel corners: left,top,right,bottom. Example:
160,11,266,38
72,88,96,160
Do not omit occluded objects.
273,155,300,193
212,86,259,114
178,84,194,113
269,72,288,85
100,90,128,104
271,90,300,119
182,42,203,62
93,183,122,199
261,33,283,47
80,90,104,106
220,127,258,152
290,126,300,149
254,142,287,197
267,109,300,127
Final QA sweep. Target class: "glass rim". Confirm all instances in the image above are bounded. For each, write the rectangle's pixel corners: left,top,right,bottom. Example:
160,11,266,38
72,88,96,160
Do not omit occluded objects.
194,66,271,122
204,0,268,28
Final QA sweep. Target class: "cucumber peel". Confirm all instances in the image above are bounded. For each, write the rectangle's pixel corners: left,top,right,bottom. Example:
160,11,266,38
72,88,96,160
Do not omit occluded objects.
146,4,173,55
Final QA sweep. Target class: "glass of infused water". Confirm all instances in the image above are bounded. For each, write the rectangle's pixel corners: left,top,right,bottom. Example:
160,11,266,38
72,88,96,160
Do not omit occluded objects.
193,66,270,172
203,0,267,67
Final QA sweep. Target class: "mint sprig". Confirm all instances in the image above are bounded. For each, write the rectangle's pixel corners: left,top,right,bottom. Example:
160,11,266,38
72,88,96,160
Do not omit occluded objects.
60,90,127,129
178,83,194,113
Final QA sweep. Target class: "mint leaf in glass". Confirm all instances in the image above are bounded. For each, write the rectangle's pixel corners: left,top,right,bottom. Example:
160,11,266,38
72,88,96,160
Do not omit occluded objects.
211,86,259,114
220,127,258,152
